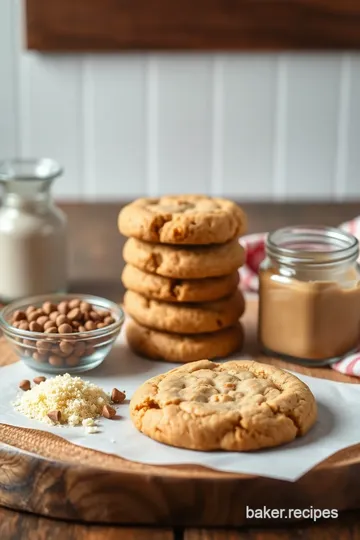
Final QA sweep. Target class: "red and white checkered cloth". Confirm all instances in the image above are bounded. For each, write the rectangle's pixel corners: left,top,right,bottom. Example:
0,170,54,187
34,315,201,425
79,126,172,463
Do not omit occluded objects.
239,219,360,377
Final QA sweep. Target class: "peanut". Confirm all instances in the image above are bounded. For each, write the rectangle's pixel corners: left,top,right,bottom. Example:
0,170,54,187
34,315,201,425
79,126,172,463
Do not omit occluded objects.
102,405,116,419
43,301,57,315
74,341,86,357
29,321,42,332
49,311,60,322
44,320,55,330
13,310,26,322
32,352,47,363
69,298,81,309
80,301,92,312
49,355,63,367
58,323,73,334
56,314,69,327
111,388,126,403
67,308,81,321
47,410,61,423
33,376,46,384
66,355,80,367
18,321,29,331
19,379,31,391
37,315,49,327
58,301,69,314
44,326,58,334
84,320,97,331
36,340,52,353
27,311,40,323
59,340,74,356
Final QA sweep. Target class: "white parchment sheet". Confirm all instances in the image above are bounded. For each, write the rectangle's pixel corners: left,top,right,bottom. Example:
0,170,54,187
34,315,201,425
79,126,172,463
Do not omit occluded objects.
1,328,360,482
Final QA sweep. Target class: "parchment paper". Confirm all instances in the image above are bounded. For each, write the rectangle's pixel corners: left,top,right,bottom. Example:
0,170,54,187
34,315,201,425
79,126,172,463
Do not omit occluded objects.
1,329,360,482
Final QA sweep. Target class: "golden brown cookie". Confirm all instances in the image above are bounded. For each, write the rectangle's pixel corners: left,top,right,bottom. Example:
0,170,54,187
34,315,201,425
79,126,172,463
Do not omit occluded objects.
118,195,247,245
130,359,317,451
122,265,240,303
126,319,244,362
123,238,245,279
124,290,245,334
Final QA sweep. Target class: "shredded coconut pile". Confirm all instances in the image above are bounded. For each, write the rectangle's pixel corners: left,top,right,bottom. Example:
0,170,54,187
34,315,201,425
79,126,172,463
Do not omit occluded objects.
14,373,111,426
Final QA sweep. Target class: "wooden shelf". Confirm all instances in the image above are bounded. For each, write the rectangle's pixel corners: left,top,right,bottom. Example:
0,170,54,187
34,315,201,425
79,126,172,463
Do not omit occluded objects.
26,0,360,51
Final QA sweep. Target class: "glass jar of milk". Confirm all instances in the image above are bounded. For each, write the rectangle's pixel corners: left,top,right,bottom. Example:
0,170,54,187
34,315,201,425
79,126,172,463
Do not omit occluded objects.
0,158,67,302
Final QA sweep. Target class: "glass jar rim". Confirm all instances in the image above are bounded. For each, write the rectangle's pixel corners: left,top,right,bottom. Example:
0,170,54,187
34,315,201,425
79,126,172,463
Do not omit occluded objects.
266,225,359,267
0,158,63,182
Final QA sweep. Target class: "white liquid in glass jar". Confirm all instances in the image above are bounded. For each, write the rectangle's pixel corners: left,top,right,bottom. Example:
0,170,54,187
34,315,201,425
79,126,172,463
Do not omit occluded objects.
0,159,67,302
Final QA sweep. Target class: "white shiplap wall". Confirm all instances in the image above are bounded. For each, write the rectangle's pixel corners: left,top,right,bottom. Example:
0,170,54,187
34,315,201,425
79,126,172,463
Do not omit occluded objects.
1,0,360,201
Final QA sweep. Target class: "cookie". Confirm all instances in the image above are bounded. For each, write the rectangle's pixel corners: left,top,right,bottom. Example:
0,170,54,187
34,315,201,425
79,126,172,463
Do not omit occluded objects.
118,195,247,245
123,238,245,279
124,290,245,334
126,319,244,362
122,265,240,303
130,359,317,451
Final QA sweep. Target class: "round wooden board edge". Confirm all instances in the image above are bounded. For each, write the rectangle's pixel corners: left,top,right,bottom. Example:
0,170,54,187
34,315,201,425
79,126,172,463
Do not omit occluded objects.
2,424,360,526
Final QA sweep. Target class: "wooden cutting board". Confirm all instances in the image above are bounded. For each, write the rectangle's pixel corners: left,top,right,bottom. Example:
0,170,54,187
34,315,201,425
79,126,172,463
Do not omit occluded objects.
1,298,360,526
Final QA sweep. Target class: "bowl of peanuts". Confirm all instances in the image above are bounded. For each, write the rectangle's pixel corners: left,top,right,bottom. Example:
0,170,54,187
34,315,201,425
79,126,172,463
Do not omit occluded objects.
0,294,125,373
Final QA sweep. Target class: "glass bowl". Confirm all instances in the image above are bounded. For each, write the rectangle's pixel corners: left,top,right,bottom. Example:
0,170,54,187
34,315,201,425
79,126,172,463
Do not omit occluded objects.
0,293,124,374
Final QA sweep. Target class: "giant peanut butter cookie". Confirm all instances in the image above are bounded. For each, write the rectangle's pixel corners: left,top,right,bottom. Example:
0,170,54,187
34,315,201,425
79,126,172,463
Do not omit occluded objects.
118,195,247,245
130,359,317,451
124,290,245,334
126,319,244,362
123,238,245,279
122,264,240,303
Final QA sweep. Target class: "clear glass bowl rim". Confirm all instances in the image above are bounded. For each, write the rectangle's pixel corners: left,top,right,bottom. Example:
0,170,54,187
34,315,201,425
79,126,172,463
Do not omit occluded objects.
0,158,63,182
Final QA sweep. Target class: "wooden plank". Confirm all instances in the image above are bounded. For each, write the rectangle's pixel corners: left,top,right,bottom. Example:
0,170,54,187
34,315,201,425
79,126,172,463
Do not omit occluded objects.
185,516,360,539
52,201,360,289
0,506,174,540
26,0,360,51
185,531,242,539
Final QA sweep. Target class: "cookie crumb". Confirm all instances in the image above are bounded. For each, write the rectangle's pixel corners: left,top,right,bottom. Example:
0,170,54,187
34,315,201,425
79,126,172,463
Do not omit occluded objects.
82,418,95,427
86,426,98,434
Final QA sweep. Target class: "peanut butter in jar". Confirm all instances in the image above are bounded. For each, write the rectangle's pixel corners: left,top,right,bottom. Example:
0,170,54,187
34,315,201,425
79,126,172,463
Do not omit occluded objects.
259,226,360,365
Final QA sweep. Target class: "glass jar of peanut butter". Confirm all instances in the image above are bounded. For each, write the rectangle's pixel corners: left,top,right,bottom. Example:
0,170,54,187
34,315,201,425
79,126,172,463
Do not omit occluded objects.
259,225,360,365
0,159,67,303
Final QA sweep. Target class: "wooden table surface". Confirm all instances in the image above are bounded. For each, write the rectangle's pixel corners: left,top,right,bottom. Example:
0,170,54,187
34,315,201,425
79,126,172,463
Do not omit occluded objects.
2,200,360,540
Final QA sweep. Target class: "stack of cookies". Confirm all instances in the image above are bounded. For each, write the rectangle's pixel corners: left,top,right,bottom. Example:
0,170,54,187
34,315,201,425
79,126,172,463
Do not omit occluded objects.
118,195,247,363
